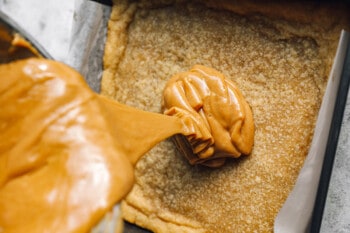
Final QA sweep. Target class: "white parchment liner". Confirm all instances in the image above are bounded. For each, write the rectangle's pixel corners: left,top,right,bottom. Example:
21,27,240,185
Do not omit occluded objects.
274,31,350,233
1,0,347,232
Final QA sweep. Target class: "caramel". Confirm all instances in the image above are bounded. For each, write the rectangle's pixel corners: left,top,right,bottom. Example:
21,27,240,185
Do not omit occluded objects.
9,33,41,58
163,65,254,167
0,60,254,232
0,58,189,233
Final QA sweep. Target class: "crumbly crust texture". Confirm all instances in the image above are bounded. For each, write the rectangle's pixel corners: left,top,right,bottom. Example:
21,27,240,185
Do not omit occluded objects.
101,1,349,232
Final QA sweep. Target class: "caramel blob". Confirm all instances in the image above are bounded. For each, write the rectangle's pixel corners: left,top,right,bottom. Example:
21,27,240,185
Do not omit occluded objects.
163,65,255,167
0,58,190,233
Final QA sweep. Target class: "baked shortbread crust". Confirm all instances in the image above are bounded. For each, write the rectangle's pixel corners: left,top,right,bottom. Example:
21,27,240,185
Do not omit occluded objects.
101,1,350,232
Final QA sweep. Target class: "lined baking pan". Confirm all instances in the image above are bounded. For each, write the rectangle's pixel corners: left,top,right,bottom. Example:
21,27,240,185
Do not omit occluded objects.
1,1,350,232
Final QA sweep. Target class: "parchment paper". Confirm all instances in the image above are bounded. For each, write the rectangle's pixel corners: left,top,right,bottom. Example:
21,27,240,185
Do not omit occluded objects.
69,2,349,232
274,31,350,233
67,0,111,93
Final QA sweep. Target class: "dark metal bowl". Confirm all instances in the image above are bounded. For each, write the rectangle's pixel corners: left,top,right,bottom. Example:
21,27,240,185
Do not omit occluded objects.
0,11,52,63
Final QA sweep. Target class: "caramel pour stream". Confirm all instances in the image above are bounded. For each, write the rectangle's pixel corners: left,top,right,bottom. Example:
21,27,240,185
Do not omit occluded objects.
0,59,189,233
99,95,189,166
0,59,253,233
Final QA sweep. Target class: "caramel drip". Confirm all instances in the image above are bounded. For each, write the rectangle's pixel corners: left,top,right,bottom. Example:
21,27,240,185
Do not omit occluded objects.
163,65,254,167
0,59,189,233
9,33,42,58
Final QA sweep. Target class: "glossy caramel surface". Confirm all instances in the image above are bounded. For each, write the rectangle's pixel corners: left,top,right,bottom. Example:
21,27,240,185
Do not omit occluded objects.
0,58,189,233
163,65,254,167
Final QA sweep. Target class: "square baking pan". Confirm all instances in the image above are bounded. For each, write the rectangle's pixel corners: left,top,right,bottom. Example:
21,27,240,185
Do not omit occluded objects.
88,1,350,232
1,1,350,232
87,1,350,232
